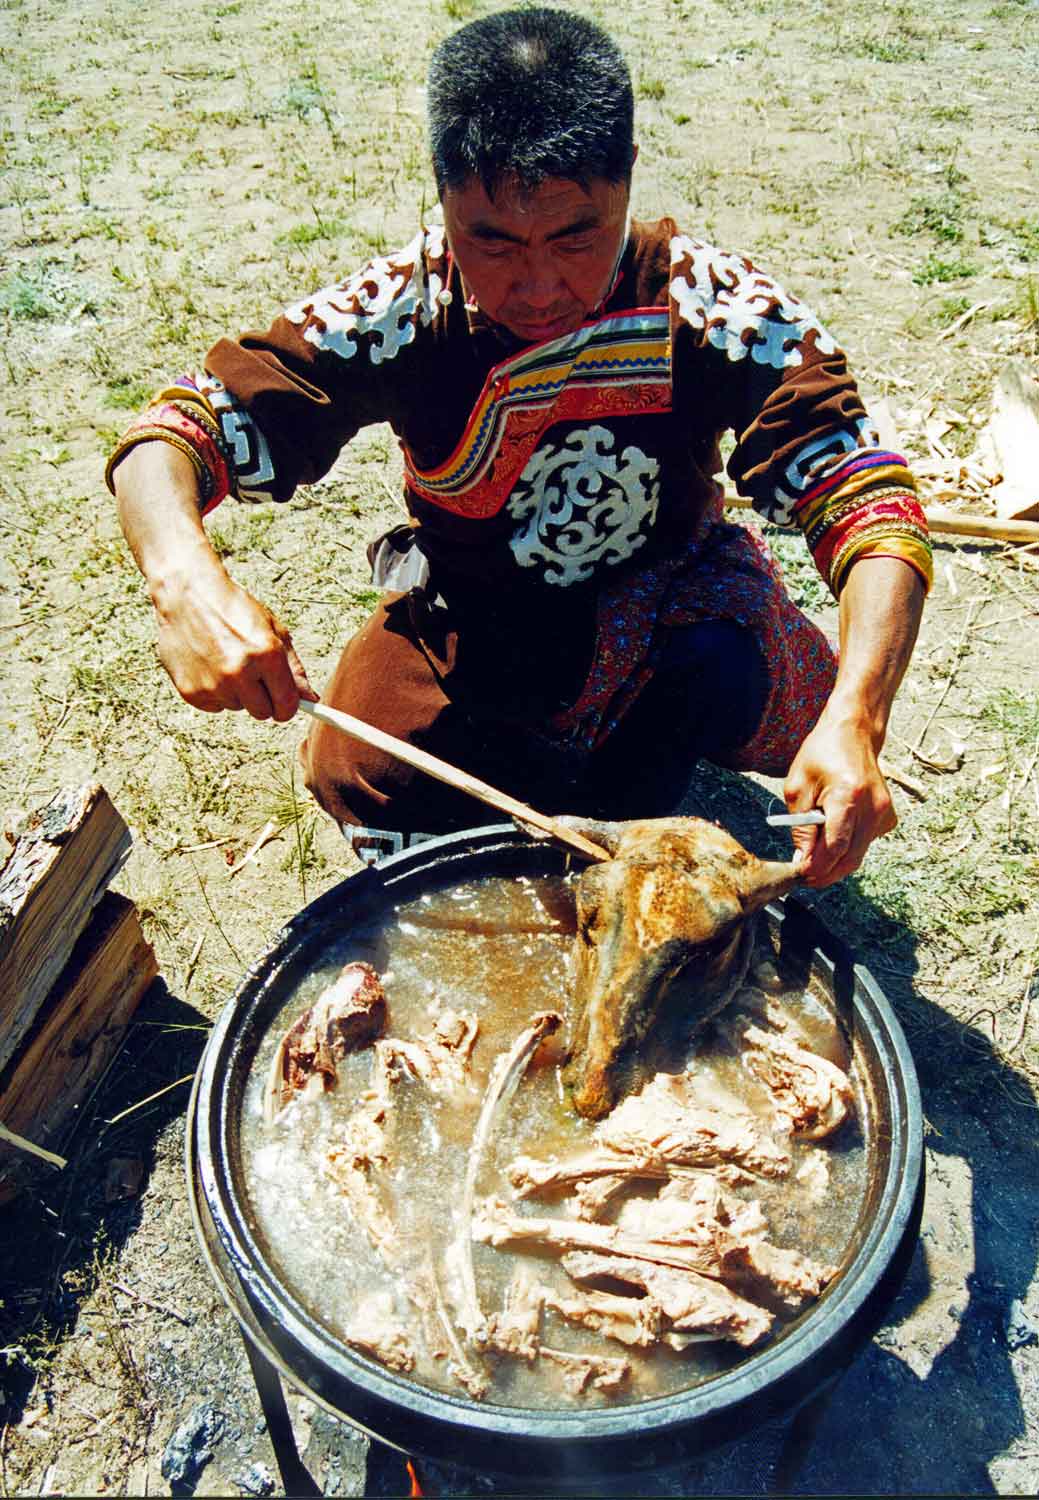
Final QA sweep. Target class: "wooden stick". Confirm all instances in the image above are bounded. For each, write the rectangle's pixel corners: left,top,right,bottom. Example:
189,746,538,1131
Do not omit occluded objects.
298,700,611,864
0,1121,66,1170
724,492,1039,544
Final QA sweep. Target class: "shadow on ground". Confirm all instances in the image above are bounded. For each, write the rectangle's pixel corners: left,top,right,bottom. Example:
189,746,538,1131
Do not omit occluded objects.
0,980,210,1424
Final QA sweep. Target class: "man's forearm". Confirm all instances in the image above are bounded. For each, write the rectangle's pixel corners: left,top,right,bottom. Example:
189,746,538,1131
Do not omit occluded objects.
784,554,926,885
824,555,927,748
113,440,230,601
111,440,313,718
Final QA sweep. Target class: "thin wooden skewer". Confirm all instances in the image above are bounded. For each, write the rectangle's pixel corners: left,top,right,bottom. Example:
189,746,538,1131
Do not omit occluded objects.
724,491,1039,544
297,700,611,864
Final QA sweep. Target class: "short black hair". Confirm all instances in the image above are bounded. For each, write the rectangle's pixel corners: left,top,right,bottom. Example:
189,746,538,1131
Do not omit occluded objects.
428,8,635,198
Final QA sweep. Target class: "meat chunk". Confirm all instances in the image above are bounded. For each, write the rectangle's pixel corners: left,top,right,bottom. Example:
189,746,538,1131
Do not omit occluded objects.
559,817,800,1119
508,1066,791,1213
474,1196,835,1312
542,1283,663,1349
741,1025,853,1140
345,1294,417,1374
484,1267,544,1362
539,1346,630,1395
322,1100,398,1264
430,1003,479,1062
265,961,386,1120
598,1070,793,1178
561,1250,773,1349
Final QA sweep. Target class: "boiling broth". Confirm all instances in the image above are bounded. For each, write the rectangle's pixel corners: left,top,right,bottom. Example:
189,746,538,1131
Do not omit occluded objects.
240,874,870,1409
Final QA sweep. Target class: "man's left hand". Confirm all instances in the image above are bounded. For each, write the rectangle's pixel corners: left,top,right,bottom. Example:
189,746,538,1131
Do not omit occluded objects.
783,707,896,887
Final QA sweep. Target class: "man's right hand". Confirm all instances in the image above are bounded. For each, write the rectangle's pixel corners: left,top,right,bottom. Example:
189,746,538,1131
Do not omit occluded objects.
153,566,316,720
112,440,316,721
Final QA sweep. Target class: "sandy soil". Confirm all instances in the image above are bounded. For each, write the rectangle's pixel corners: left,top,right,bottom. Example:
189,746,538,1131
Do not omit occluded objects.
2,0,1038,1492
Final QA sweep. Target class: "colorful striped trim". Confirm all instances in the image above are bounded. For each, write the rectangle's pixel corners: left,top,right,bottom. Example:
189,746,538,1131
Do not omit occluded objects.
808,490,932,594
828,512,934,595
405,308,671,514
791,449,917,539
103,394,232,511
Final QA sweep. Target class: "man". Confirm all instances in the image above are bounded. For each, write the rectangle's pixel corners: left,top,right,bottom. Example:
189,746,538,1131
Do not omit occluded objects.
108,8,930,888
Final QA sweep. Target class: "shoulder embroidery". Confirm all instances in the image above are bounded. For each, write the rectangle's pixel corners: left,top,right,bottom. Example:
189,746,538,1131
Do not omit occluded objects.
284,226,446,365
668,234,836,370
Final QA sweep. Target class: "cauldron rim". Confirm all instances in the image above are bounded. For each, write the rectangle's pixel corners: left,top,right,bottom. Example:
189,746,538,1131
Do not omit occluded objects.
187,824,923,1471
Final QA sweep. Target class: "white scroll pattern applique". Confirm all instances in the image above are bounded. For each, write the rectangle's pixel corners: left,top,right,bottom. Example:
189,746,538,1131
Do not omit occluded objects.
197,374,276,499
669,236,837,371
507,425,660,587
284,226,445,366
765,415,881,524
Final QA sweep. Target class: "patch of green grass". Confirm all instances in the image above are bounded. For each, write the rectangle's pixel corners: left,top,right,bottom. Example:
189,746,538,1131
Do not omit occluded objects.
930,103,972,124
1004,219,1039,262
855,35,925,63
206,507,278,559
639,76,666,100
277,215,347,247
759,526,832,613
894,191,965,243
935,293,973,326
104,375,154,410
979,687,1039,750
0,267,58,320
280,79,324,118
912,254,976,285
95,422,127,454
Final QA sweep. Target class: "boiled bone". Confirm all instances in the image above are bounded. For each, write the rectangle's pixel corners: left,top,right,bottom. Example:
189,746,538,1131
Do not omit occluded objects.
473,1196,834,1310
539,1345,630,1395
560,1250,773,1349
456,1011,562,1343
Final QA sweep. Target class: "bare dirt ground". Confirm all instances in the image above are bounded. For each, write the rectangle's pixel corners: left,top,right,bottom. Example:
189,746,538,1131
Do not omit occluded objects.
2,0,1038,1492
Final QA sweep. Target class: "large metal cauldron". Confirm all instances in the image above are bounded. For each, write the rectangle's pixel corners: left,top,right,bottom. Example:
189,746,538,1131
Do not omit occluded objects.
186,826,923,1483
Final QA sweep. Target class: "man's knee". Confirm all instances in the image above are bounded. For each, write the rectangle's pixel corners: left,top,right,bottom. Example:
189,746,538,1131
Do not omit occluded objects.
655,619,770,758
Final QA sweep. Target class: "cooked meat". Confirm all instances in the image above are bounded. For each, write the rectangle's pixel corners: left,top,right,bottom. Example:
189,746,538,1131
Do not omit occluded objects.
416,1256,491,1400
474,1196,834,1312
716,1233,837,1309
599,1070,793,1177
456,1012,562,1341
345,1294,417,1374
741,1024,853,1140
571,1173,630,1221
559,816,800,1119
539,1346,630,1395
615,1174,767,1243
322,1104,398,1264
430,1004,479,1062
508,1069,789,1221
484,1267,544,1362
265,961,386,1121
568,1163,754,1222
541,1283,663,1349
561,1250,773,1348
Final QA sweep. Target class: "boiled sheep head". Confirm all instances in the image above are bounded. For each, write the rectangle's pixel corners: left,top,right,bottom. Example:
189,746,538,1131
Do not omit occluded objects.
560,817,800,1120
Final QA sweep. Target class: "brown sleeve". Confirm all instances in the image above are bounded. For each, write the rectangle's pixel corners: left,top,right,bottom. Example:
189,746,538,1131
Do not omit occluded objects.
200,230,449,502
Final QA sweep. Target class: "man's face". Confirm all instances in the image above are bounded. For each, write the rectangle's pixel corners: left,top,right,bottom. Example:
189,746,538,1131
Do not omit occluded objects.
441,174,631,344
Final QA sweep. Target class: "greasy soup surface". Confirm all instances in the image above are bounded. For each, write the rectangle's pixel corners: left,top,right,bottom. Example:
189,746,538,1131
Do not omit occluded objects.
240,874,869,1409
